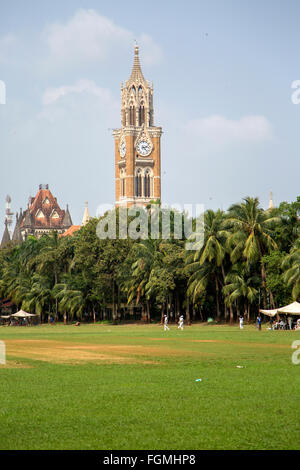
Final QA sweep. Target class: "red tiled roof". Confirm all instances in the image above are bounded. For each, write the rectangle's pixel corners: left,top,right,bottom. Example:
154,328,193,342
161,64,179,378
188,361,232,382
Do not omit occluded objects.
20,188,66,229
60,225,81,237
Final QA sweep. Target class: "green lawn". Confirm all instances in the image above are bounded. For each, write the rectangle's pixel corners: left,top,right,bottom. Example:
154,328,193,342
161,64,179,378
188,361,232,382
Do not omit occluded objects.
0,322,299,450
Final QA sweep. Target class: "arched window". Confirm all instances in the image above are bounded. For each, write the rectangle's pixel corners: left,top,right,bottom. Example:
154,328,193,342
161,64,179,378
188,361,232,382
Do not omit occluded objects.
139,103,145,126
129,105,136,126
135,169,142,197
144,169,151,198
120,169,126,197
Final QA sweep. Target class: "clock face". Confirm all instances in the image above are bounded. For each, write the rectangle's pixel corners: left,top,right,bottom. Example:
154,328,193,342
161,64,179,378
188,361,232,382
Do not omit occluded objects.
120,141,126,158
137,140,151,156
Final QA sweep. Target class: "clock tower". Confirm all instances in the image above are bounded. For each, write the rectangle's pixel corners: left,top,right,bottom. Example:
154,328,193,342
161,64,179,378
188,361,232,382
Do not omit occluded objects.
113,44,162,207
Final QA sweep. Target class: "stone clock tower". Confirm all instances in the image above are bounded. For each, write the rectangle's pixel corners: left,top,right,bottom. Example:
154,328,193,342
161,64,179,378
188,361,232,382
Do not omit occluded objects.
113,44,162,207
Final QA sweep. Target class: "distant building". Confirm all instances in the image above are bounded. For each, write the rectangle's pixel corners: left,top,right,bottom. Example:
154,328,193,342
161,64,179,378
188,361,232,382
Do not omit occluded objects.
113,44,162,208
60,201,91,238
0,220,11,248
268,191,274,210
12,184,73,241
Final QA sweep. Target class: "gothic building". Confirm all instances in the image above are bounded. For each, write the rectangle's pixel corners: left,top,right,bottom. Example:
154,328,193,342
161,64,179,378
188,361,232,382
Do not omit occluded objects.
11,184,72,242
113,44,162,207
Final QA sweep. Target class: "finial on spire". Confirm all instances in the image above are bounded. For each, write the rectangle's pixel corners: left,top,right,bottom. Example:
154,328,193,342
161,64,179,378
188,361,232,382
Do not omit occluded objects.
134,40,139,54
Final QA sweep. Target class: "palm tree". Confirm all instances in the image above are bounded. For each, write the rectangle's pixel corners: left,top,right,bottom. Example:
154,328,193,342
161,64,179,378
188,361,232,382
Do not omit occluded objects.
282,238,300,300
126,239,161,321
186,210,229,319
53,283,84,324
226,197,279,308
22,274,53,323
223,266,259,322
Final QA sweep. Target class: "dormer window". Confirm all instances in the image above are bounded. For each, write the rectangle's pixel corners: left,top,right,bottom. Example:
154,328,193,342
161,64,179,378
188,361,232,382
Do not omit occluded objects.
51,210,60,219
36,209,45,218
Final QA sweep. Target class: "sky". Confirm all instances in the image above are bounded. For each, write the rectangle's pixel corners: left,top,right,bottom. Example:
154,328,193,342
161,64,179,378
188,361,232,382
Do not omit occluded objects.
1,0,300,237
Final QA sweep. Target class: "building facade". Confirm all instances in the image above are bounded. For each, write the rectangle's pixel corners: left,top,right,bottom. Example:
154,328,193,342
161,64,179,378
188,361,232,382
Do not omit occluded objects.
113,45,162,208
12,184,72,241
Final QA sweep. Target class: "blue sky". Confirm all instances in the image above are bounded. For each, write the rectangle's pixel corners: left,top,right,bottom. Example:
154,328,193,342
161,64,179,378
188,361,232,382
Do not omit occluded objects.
1,0,300,235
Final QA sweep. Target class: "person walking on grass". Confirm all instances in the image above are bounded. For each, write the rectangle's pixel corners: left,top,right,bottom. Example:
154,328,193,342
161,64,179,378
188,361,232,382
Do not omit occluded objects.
163,314,170,331
239,315,244,330
256,314,262,331
178,315,184,330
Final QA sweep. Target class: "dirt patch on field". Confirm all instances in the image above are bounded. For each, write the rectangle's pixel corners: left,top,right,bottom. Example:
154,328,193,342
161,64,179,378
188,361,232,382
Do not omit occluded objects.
191,339,289,349
4,339,192,365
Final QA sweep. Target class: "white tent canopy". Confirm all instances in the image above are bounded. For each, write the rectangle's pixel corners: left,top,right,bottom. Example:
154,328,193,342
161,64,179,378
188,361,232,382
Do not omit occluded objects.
10,310,36,318
277,302,300,315
259,308,278,317
260,301,300,317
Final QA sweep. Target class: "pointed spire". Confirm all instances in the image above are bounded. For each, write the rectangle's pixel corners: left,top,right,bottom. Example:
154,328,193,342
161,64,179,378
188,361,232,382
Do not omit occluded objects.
268,191,274,210
12,212,20,242
1,220,11,248
81,201,90,226
23,205,32,228
62,204,73,227
129,43,145,84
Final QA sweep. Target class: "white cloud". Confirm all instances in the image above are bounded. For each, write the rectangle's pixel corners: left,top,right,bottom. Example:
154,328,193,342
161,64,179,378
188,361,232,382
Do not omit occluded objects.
42,79,115,106
185,115,273,147
38,79,119,128
185,115,273,146
43,9,162,69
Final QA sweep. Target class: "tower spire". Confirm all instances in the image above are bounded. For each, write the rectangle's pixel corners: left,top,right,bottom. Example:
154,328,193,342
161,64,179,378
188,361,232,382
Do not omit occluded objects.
268,191,274,210
81,201,90,226
129,43,145,83
1,219,11,248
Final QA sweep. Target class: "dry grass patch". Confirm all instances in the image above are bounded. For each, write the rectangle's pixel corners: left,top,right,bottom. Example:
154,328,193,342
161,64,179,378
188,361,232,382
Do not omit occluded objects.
4,338,217,365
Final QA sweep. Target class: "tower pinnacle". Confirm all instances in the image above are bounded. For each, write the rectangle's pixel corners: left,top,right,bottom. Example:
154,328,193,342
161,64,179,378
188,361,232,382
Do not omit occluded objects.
129,43,145,84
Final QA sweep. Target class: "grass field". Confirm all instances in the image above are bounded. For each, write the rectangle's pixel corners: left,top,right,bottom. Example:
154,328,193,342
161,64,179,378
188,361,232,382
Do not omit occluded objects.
1,322,300,450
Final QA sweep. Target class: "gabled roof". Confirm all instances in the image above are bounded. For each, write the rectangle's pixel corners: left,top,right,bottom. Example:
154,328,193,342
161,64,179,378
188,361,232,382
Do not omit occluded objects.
19,186,71,230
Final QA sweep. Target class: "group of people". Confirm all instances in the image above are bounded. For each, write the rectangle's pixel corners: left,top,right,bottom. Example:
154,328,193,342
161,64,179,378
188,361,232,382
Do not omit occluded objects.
239,314,263,330
238,314,300,330
271,317,300,330
163,314,184,331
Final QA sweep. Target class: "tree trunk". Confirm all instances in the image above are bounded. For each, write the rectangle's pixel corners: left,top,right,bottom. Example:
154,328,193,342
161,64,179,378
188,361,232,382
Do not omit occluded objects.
146,300,150,323
160,303,165,324
215,277,220,319
229,304,234,324
186,294,191,325
269,290,276,309
93,308,96,324
112,276,117,325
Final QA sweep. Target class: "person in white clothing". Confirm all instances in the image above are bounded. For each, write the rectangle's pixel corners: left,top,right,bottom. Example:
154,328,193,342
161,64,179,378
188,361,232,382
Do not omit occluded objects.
178,315,184,330
163,314,170,331
239,315,244,329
